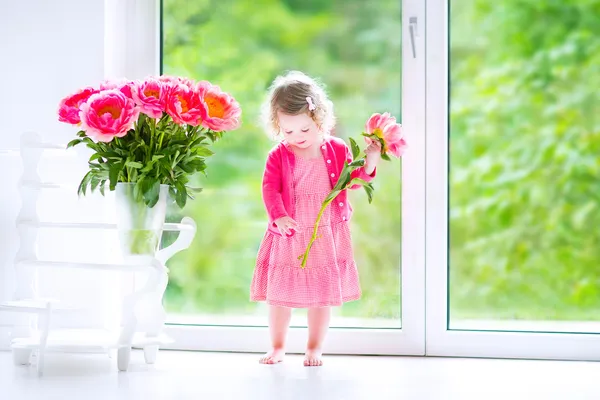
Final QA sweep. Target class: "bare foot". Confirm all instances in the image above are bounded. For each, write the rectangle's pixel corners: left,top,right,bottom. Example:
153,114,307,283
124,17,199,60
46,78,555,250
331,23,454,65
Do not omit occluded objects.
259,348,285,364
303,348,323,367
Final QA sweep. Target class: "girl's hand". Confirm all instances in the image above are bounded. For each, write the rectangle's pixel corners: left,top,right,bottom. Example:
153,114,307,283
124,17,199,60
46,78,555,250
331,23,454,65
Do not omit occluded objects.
274,216,299,236
365,140,382,174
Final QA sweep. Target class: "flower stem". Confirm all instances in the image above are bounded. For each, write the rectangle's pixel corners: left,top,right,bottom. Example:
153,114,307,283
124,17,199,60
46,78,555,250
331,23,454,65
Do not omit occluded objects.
158,130,165,150
151,117,156,151
299,197,334,269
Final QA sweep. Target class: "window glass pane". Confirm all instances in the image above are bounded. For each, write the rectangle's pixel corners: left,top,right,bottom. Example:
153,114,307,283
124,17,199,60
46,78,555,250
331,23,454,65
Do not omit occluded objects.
162,0,402,328
450,0,600,332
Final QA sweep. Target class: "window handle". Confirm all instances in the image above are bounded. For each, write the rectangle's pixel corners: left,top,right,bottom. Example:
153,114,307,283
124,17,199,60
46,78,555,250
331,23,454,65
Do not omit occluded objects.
409,16,418,59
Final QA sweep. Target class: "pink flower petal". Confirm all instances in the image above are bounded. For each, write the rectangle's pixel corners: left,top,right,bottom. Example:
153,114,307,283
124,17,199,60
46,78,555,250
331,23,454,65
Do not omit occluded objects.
79,89,138,142
58,87,98,125
363,112,406,158
196,81,242,131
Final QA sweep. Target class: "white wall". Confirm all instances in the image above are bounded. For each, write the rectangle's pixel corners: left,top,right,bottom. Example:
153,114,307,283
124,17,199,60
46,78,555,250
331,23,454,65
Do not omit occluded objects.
0,0,109,348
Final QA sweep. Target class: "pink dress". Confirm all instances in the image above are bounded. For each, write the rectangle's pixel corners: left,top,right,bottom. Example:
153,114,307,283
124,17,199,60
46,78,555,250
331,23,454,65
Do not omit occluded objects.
250,152,361,308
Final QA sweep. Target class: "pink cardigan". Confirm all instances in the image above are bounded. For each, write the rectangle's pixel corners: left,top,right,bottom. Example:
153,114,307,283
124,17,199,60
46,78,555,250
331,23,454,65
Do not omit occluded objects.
261,136,376,237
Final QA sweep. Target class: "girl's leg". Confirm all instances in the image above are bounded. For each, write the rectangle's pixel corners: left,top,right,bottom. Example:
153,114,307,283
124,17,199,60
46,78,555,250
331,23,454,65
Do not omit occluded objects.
305,306,331,366
259,305,292,364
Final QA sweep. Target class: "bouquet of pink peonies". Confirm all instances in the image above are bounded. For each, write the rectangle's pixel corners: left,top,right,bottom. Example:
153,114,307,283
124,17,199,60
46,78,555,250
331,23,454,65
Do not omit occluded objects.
58,75,242,208
298,112,407,269
58,76,241,258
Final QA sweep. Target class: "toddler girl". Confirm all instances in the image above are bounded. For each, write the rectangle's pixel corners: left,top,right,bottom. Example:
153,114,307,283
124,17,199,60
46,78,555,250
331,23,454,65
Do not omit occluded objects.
250,71,382,366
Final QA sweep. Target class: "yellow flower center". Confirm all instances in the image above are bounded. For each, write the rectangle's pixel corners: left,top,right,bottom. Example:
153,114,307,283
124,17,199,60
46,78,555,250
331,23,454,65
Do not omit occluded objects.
204,95,225,119
177,95,189,113
98,105,121,119
144,88,160,98
372,128,388,152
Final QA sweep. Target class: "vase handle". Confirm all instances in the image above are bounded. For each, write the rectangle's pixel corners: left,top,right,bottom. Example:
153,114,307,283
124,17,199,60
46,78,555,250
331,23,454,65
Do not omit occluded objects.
156,217,197,265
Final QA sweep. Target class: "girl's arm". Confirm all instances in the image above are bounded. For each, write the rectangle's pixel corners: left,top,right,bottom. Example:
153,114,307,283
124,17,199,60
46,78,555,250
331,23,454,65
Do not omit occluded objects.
345,144,377,190
262,150,288,230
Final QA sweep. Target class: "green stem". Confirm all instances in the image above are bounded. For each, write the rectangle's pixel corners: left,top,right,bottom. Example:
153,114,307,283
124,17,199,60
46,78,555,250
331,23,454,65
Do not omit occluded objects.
149,122,154,157
123,187,160,255
299,197,334,269
158,131,165,150
158,119,169,150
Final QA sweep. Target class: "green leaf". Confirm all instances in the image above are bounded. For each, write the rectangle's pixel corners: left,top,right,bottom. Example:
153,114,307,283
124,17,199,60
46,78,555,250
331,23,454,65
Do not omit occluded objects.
176,163,190,174
77,171,94,196
89,153,103,162
143,179,161,208
67,139,83,149
160,147,179,157
363,183,375,204
172,150,181,169
381,153,391,161
133,178,144,200
349,177,369,188
190,136,207,148
195,147,215,157
349,137,360,160
348,158,365,168
185,159,206,172
85,142,99,152
125,161,143,169
108,163,121,191
188,186,203,193
206,131,218,142
90,175,102,192
98,151,119,159
141,161,157,173
129,168,139,182
345,177,375,203
336,163,352,190
114,146,130,156
175,181,187,208
99,181,106,196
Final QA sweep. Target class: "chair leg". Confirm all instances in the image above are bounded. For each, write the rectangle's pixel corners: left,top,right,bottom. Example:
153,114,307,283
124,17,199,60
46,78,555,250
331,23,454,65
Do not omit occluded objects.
36,302,52,377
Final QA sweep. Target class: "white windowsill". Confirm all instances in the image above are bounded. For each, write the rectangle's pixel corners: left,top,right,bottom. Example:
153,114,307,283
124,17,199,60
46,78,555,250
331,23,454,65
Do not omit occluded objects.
166,313,401,329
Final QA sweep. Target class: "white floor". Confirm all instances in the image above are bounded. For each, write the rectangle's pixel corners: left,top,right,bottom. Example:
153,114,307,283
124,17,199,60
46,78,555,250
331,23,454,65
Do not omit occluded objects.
2,350,599,400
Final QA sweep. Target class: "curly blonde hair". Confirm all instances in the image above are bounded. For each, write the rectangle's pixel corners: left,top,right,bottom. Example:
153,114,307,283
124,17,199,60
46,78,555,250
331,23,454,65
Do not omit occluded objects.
261,71,335,140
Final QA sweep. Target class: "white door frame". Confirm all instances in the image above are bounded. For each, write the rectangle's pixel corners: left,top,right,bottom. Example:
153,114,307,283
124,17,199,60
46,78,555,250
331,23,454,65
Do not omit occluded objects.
424,0,600,361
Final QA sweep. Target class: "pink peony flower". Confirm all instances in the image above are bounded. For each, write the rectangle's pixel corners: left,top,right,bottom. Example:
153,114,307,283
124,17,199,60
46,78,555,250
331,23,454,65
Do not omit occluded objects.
158,76,195,105
365,112,407,158
158,75,195,88
58,87,98,125
132,78,167,119
99,79,134,99
387,134,407,158
196,81,241,131
165,83,205,126
79,89,139,142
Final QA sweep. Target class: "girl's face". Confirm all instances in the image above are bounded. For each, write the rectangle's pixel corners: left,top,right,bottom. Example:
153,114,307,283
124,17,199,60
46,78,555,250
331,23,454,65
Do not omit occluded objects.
277,111,322,150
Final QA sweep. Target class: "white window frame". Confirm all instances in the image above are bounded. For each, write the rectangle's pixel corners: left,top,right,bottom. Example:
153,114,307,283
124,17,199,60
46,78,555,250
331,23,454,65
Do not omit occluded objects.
120,0,427,355
424,0,600,361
